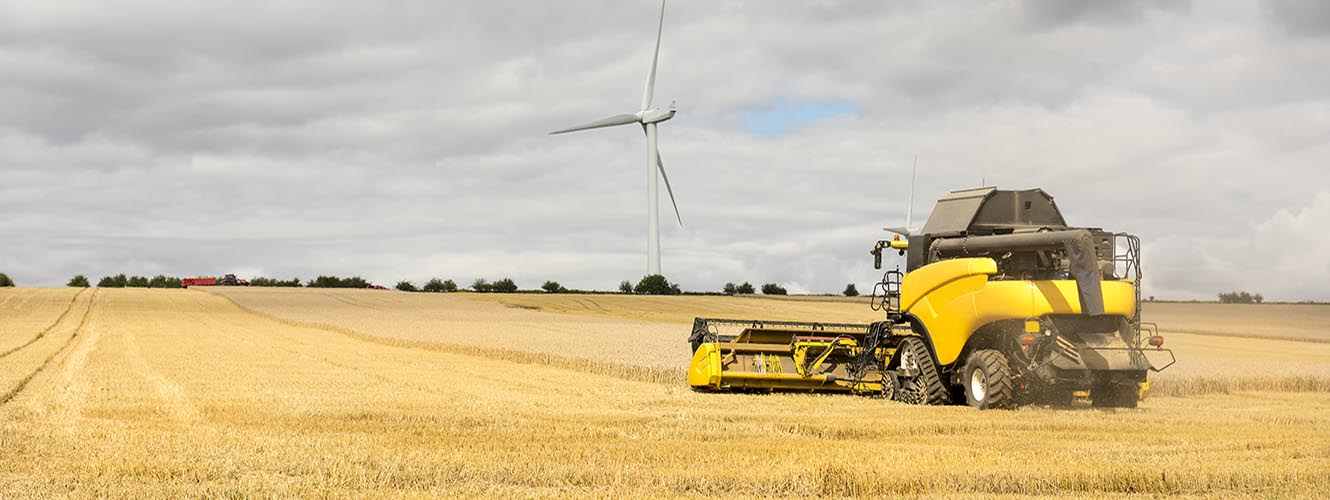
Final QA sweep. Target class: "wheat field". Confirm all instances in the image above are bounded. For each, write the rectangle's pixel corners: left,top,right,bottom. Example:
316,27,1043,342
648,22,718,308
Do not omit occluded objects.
3,287,1330,498
1140,302,1330,342
222,288,1330,393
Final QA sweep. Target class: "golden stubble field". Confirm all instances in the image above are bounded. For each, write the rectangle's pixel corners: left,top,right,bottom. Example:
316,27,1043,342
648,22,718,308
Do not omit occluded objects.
2,286,1329,498
216,287,1330,393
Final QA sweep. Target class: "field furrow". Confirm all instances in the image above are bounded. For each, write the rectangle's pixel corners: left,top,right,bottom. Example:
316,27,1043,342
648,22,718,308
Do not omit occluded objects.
0,290,97,405
0,288,84,357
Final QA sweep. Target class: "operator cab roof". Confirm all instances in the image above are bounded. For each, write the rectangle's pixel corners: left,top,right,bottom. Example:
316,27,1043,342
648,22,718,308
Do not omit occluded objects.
919,187,1068,237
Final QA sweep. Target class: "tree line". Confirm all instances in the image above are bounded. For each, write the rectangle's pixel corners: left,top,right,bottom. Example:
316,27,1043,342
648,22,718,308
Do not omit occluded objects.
81,274,182,288
29,273,1300,304
6,271,861,297
1218,291,1264,304
395,278,518,293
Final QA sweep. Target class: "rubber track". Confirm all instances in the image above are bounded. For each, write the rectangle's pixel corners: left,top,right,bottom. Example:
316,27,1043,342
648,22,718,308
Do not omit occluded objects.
0,290,97,405
902,336,951,405
971,349,1015,409
0,288,88,360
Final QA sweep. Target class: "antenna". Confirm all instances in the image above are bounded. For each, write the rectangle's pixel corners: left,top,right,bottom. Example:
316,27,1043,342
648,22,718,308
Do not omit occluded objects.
906,156,917,231
883,156,919,237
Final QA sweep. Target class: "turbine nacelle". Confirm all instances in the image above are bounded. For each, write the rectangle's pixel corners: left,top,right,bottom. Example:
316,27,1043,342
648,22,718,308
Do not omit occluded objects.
639,104,676,124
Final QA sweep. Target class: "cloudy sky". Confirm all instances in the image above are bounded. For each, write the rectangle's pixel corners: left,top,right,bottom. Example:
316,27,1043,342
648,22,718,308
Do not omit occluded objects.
2,0,1328,300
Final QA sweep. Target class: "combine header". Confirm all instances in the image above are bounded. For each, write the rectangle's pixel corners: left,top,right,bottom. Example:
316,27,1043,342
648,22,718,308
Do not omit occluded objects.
688,187,1175,408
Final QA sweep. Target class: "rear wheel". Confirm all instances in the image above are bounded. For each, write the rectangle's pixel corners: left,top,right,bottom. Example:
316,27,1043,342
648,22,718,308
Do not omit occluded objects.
963,349,1015,409
893,337,951,405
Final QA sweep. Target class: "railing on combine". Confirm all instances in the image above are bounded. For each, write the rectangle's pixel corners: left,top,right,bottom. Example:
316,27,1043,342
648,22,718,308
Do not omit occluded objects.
1113,233,1147,338
870,268,904,314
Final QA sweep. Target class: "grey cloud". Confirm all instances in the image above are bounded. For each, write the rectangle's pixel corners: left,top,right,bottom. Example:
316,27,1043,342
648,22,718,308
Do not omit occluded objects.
1018,0,1190,29
2,0,1329,302
1263,0,1330,37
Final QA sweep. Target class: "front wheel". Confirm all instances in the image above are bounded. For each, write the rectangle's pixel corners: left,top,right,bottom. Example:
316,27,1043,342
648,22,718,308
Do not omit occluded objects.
963,349,1016,410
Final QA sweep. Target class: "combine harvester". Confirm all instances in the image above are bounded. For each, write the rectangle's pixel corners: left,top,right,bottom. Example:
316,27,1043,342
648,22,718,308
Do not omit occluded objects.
688,187,1174,408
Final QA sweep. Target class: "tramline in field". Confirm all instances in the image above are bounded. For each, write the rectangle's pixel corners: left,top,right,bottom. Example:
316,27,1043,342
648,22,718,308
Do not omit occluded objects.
687,187,1176,409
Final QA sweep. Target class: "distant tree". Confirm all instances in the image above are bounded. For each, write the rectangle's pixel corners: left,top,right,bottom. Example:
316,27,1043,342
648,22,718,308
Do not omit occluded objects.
619,280,634,293
126,275,150,287
761,283,788,295
395,281,418,292
0,273,12,287
1148,295,1155,302
471,278,491,293
736,282,755,295
1218,291,1262,304
1254,293,1264,304
542,281,567,293
147,275,182,288
491,278,518,293
98,274,128,288
67,275,90,287
251,277,301,287
307,275,368,288
422,278,457,293
634,274,680,295
722,282,738,295
843,283,859,297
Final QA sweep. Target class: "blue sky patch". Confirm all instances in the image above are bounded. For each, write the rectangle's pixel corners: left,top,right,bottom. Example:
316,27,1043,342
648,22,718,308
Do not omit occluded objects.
741,98,857,136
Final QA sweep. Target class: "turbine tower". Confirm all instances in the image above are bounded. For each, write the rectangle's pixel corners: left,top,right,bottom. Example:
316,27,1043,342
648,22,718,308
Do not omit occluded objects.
550,0,681,276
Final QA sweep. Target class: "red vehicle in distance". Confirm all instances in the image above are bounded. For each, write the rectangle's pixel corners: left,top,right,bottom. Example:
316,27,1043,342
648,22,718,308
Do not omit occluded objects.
182,277,216,288
182,274,249,288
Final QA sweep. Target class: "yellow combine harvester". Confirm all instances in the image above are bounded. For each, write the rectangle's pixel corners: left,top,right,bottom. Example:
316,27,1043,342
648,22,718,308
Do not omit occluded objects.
688,187,1174,408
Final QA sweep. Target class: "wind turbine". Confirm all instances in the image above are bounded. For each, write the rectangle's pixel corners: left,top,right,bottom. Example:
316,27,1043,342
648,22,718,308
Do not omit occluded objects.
550,0,681,276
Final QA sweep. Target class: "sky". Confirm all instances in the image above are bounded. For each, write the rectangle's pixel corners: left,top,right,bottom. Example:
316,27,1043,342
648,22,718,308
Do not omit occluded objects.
2,0,1329,301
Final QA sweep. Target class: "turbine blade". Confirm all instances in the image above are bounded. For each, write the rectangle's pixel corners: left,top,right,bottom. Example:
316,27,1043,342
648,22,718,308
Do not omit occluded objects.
644,123,682,227
884,226,911,237
657,150,683,227
641,0,666,111
549,113,640,135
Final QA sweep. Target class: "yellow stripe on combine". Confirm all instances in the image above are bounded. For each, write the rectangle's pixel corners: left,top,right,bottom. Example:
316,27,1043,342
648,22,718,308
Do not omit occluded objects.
901,257,1137,365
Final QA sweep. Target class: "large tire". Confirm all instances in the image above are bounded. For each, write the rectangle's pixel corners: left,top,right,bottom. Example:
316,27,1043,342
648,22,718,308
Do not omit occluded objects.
893,337,951,405
1091,381,1139,408
963,349,1016,410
